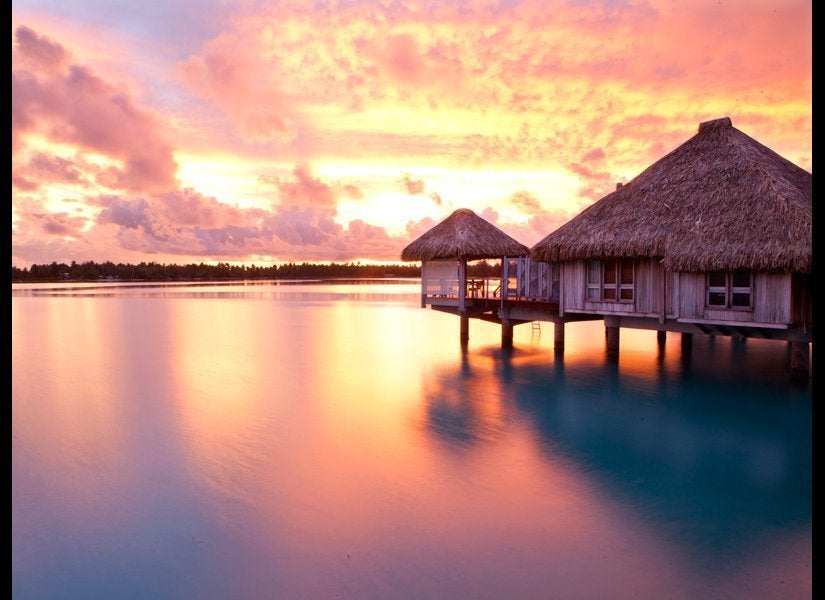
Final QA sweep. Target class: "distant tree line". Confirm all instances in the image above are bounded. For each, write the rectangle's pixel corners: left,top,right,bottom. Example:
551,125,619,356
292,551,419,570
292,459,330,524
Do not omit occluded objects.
11,259,503,282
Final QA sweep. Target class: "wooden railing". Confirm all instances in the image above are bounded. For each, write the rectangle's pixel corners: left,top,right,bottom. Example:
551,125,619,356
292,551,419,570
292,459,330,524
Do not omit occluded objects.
423,277,503,299
467,278,502,299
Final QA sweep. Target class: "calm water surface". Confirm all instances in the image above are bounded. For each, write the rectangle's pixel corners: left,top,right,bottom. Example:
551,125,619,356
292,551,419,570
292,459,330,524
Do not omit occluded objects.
12,280,812,599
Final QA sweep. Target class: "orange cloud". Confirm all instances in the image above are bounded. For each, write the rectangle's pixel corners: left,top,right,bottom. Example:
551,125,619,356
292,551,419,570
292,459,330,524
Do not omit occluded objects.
508,191,541,214
163,0,808,191
10,1,811,269
400,173,426,195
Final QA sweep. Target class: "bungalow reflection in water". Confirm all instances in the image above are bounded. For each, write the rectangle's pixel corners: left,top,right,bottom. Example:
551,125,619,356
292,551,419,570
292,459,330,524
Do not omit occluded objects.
402,117,812,379
420,342,810,568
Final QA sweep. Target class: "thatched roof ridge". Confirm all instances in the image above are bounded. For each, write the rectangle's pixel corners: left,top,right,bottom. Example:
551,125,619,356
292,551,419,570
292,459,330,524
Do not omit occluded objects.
529,117,812,273
401,208,529,261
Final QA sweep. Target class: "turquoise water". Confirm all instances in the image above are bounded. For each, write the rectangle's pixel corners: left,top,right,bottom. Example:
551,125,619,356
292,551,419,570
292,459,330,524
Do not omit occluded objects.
12,280,812,599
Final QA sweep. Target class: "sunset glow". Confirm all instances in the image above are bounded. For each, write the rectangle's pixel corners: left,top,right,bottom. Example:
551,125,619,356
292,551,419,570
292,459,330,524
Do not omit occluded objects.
11,0,812,268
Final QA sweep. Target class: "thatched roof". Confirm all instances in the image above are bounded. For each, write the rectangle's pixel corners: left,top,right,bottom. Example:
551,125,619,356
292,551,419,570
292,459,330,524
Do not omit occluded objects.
401,208,529,261
529,117,812,273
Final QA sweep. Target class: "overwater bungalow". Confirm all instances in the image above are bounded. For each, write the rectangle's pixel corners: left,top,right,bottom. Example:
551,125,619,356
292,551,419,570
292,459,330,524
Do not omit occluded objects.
401,207,530,344
402,117,812,377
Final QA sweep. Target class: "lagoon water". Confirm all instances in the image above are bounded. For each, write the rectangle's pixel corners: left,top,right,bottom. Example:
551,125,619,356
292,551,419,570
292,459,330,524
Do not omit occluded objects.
12,280,811,599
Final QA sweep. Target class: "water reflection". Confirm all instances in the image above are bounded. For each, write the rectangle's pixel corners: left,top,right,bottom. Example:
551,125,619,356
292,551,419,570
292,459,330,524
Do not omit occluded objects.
11,278,422,301
12,283,811,599
419,325,811,593
421,347,509,447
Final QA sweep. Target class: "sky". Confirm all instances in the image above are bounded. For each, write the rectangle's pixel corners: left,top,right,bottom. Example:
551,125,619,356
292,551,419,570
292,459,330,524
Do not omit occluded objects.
11,0,812,268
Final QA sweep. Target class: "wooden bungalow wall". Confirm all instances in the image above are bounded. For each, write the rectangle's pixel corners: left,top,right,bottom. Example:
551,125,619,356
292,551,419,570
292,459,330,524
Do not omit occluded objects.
676,272,706,320
753,273,792,324
562,258,664,317
559,259,797,327
790,274,812,329
676,271,792,324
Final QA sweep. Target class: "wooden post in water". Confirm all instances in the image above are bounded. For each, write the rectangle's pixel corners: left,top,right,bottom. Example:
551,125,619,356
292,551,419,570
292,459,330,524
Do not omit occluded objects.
554,320,565,353
681,332,693,353
605,316,620,361
501,318,513,348
790,341,810,379
657,329,666,359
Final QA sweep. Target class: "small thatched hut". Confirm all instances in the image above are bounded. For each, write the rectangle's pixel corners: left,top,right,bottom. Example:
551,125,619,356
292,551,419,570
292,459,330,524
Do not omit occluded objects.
402,208,529,341
529,117,811,373
402,208,529,262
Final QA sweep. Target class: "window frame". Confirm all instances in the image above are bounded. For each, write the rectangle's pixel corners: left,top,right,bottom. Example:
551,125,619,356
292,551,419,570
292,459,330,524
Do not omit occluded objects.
586,259,634,303
706,270,752,309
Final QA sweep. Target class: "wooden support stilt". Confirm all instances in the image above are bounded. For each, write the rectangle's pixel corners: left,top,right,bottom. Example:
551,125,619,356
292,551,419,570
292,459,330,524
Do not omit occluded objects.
460,312,469,343
790,341,810,380
681,332,693,353
605,316,620,360
657,330,666,344
501,319,513,348
606,329,620,361
554,321,565,353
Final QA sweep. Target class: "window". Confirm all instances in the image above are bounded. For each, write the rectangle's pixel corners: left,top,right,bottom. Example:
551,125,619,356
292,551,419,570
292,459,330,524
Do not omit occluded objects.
707,271,751,308
586,260,601,300
586,259,634,302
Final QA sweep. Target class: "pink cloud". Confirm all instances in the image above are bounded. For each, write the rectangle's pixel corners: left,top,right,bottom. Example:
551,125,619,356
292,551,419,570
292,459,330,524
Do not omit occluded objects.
12,174,39,191
263,205,341,246
384,34,426,85
94,194,259,256
9,1,811,269
158,187,252,228
405,216,437,241
51,163,412,263
339,219,401,259
346,219,389,242
259,163,368,207
14,26,70,72
508,190,541,214
13,153,88,190
177,28,297,144
267,164,337,208
96,197,153,230
480,207,500,225
581,148,606,162
35,211,88,236
400,173,426,195
475,205,571,247
568,158,619,203
12,27,178,193
342,184,364,200
496,0,811,95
